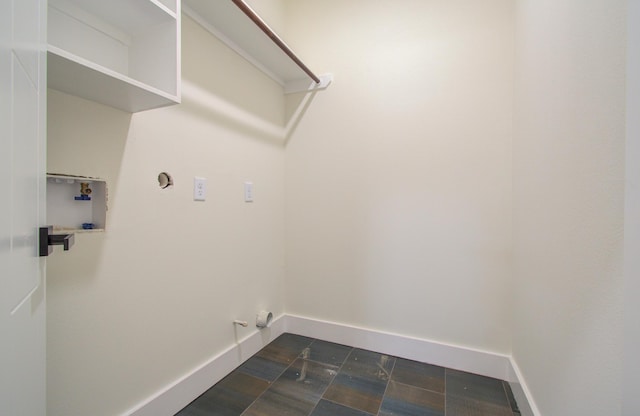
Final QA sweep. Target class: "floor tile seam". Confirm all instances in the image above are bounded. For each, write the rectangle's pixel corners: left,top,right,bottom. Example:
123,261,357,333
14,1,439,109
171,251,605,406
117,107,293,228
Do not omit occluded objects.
390,359,447,394
317,397,377,416
333,352,398,403
299,337,348,369
379,356,396,401
446,389,512,408
250,335,317,381
302,356,345,369
388,379,447,398
308,338,350,350
238,365,282,385
338,357,397,384
445,367,505,384
446,394,515,413
331,345,357,375
288,337,347,416
313,345,372,415
264,335,315,361
445,370,512,409
237,379,271,416
238,349,304,416
324,345,356,372
444,365,448,416
309,348,355,416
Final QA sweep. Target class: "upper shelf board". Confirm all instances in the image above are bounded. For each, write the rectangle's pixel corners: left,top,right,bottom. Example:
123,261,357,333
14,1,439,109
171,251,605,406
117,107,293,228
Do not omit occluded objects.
182,0,330,92
48,47,180,113
51,0,177,34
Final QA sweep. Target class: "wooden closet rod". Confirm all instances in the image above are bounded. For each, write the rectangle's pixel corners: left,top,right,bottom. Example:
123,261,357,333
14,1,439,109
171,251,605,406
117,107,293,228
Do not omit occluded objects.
231,0,321,84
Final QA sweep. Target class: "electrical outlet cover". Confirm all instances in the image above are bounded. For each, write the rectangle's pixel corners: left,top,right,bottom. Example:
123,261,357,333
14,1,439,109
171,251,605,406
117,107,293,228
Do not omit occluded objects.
194,177,206,201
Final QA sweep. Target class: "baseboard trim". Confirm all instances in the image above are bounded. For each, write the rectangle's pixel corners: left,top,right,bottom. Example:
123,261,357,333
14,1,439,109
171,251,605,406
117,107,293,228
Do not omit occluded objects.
509,357,542,416
284,314,514,382
124,315,286,416
125,314,538,416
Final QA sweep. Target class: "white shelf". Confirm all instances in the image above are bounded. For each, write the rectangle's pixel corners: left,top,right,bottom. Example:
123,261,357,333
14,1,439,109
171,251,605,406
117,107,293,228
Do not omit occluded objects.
52,0,176,33
47,0,181,112
183,0,330,93
48,47,179,113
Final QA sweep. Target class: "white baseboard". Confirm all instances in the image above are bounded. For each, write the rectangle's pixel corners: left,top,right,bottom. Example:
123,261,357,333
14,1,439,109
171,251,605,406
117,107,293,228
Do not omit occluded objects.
509,357,542,416
284,314,514,382
124,315,286,416
125,314,538,416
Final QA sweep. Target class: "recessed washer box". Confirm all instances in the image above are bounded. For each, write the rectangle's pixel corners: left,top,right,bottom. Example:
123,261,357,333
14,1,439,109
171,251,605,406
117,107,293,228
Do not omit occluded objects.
47,173,107,232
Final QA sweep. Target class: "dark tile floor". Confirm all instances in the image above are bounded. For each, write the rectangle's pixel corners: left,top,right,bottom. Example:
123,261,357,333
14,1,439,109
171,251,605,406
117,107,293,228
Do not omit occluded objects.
176,333,521,416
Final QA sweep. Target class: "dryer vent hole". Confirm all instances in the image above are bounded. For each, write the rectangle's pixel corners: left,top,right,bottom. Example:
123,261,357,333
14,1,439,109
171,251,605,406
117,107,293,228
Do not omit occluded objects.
158,172,173,189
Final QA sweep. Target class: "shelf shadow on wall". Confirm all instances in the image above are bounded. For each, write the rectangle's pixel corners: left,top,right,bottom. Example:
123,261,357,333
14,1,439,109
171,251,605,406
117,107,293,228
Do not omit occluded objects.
284,89,318,146
179,80,318,146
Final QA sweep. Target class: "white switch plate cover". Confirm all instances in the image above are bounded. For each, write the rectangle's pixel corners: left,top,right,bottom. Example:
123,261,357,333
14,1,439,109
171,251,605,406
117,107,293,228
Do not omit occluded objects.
194,177,206,201
244,182,254,202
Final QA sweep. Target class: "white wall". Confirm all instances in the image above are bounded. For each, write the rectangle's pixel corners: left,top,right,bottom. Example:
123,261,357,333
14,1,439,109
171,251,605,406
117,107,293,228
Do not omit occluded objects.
284,0,514,354
512,0,625,414
245,0,286,36
44,2,631,414
46,16,286,416
624,1,640,414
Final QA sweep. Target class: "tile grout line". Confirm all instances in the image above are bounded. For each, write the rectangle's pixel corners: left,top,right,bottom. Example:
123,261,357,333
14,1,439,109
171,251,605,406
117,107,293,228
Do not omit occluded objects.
388,379,446,397
375,355,397,416
183,333,516,416
305,339,355,416
320,346,405,416
240,336,316,416
444,367,448,416
321,397,376,416
444,368,515,416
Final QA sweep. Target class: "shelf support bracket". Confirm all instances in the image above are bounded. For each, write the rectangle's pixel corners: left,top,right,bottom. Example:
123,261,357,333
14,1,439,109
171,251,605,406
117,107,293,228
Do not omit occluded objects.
284,73,333,95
